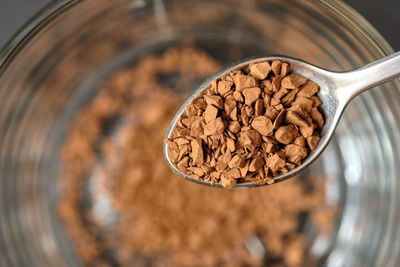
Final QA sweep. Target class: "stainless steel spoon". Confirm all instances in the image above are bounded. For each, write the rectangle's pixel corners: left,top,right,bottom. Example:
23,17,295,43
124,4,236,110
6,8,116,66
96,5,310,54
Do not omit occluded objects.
164,52,400,188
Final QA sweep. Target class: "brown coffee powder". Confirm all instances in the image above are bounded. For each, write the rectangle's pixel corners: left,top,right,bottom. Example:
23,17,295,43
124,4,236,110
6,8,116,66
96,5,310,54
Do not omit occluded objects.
167,61,324,187
58,45,334,267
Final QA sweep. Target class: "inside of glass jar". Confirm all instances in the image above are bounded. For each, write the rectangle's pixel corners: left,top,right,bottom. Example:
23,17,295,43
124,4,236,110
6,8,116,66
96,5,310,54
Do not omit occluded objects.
1,0,400,266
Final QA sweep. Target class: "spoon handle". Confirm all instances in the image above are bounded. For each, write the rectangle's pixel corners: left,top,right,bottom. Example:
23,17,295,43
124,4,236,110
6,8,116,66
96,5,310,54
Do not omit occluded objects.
337,51,400,103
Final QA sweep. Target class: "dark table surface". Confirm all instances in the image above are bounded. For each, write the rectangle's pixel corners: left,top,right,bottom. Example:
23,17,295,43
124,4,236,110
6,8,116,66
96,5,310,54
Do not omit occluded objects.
1,0,399,52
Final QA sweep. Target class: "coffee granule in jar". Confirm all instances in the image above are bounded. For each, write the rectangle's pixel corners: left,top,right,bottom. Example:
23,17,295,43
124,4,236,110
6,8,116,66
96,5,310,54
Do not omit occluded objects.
167,61,324,188
58,45,335,266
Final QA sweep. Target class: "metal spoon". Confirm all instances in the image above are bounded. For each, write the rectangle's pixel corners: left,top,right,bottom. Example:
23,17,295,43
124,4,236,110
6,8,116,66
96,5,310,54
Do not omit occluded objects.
164,52,400,188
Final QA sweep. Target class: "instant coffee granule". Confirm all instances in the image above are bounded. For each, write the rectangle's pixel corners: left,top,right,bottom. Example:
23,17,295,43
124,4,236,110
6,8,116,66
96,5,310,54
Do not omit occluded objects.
167,61,324,188
58,45,335,267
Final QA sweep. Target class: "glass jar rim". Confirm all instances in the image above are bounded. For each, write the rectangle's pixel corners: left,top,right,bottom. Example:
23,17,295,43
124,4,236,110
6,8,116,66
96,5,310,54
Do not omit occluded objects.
0,1,398,266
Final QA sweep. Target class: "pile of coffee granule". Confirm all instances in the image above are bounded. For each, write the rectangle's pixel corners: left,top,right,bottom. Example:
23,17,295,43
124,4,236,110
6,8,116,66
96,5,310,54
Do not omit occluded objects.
58,45,335,267
167,61,324,188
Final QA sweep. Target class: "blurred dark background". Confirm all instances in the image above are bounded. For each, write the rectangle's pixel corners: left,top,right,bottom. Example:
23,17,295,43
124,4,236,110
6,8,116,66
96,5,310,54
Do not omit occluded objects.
1,0,400,51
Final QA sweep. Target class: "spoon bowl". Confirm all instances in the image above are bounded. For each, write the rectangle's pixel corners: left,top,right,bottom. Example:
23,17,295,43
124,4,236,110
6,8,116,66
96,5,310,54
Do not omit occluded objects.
164,52,400,188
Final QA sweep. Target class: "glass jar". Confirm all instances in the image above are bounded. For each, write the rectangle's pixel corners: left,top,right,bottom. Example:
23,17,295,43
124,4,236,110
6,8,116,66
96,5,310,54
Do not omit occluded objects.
1,0,400,266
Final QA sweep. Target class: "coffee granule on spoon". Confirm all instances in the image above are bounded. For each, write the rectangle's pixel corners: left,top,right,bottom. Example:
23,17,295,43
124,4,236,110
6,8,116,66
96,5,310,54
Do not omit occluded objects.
167,61,324,187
